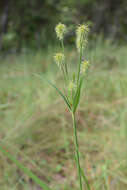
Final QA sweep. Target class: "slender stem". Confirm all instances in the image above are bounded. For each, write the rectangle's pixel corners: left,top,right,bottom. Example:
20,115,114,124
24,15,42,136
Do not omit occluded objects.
61,64,67,82
61,40,68,80
72,112,83,190
77,40,83,86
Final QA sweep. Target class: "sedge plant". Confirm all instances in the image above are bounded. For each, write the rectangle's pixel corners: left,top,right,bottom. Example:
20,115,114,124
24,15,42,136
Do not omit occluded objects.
52,23,90,190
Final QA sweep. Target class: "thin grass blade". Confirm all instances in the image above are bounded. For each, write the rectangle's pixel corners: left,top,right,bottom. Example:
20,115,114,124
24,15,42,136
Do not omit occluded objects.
33,73,71,110
0,146,52,190
75,155,91,190
80,168,91,190
73,78,83,113
47,80,71,110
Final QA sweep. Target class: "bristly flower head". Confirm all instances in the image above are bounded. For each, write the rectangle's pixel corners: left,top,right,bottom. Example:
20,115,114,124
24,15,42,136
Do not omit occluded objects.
76,25,89,37
81,60,89,74
54,53,65,68
55,23,67,40
76,24,89,52
68,81,76,92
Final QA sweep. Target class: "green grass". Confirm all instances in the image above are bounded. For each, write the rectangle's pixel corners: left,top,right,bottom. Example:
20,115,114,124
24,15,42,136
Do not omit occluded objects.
0,40,127,190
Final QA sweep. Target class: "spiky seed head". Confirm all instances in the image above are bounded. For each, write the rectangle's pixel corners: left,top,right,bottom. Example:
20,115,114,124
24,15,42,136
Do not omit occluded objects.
68,81,76,92
81,60,89,74
55,23,67,40
76,25,89,37
76,24,89,52
54,53,65,68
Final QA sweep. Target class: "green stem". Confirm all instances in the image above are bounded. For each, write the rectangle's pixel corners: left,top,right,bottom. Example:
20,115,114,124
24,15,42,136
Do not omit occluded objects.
61,40,68,80
72,112,83,190
77,41,83,86
61,64,67,82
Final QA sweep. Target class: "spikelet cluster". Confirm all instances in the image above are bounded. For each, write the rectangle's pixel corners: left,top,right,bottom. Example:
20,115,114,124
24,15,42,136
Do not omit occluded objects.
68,81,76,92
55,23,67,40
76,24,89,52
54,53,65,68
81,60,89,74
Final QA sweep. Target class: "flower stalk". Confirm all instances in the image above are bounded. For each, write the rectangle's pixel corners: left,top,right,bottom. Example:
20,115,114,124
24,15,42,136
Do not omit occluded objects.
61,39,68,80
72,112,83,190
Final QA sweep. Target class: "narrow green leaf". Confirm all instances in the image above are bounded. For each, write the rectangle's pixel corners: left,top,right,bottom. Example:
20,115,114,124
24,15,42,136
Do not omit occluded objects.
33,73,71,110
0,146,52,190
73,78,83,113
47,80,71,110
75,155,91,190
80,168,91,190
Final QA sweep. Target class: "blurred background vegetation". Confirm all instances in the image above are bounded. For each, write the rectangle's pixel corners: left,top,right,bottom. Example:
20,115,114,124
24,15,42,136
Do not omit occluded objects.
0,0,127,52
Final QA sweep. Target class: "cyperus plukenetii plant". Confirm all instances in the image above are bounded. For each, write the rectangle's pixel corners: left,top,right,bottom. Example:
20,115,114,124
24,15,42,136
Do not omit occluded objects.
53,23,90,190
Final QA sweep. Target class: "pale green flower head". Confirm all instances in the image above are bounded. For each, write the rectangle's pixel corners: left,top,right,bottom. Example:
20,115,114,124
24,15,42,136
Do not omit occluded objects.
55,23,67,40
68,81,76,92
54,53,65,68
81,60,89,74
76,24,89,52
76,25,89,37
